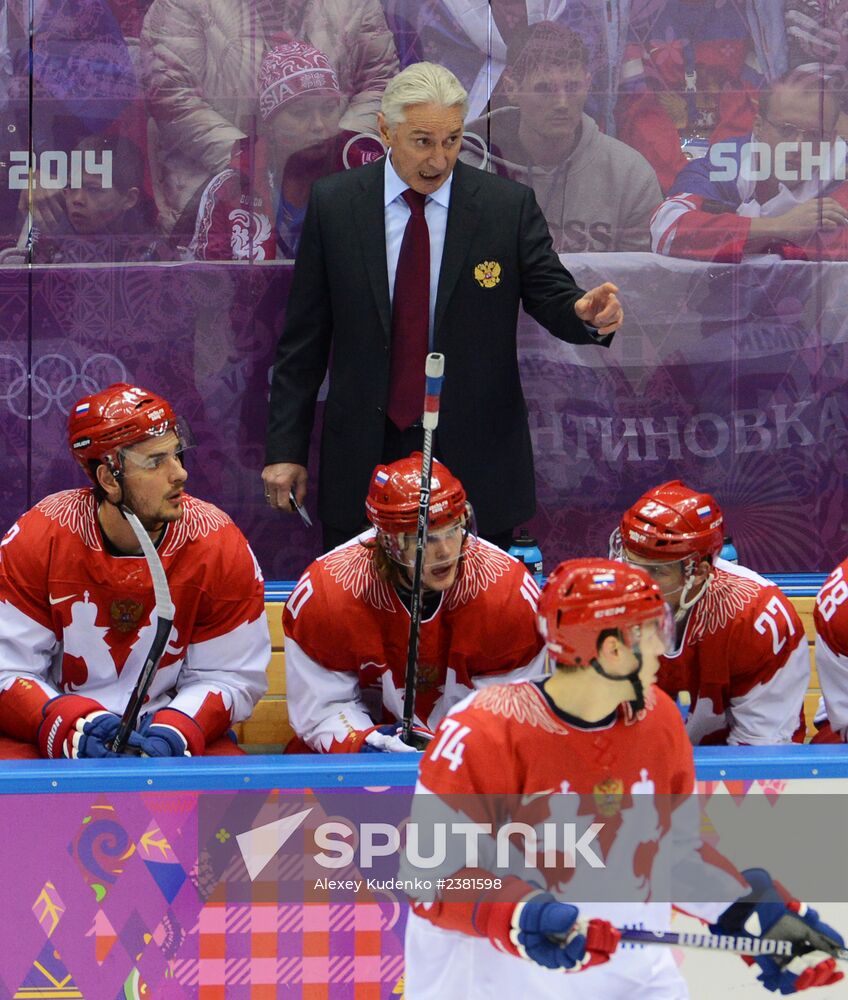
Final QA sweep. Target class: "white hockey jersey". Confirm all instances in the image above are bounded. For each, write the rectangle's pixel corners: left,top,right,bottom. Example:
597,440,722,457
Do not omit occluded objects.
0,489,270,753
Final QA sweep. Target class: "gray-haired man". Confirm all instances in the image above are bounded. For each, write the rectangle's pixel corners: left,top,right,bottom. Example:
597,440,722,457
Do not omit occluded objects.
263,61,623,551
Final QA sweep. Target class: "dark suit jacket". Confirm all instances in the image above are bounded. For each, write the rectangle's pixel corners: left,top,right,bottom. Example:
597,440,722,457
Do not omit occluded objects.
266,157,609,535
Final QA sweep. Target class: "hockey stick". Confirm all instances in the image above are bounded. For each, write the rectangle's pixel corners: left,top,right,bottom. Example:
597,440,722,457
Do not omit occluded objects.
400,353,445,749
110,506,176,754
597,927,847,961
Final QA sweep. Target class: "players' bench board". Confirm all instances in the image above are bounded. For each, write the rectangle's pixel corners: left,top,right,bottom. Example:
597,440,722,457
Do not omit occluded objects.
235,576,828,753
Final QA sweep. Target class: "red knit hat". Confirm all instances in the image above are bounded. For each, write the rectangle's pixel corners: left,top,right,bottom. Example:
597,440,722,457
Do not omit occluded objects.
259,34,340,121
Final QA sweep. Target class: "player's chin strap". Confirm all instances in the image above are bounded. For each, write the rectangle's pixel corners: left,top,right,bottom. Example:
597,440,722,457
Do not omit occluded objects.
675,559,711,623
590,655,646,713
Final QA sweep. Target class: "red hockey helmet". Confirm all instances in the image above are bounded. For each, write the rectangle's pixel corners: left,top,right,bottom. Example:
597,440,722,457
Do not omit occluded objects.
68,383,180,478
365,454,473,569
365,454,468,534
616,480,724,564
538,557,671,668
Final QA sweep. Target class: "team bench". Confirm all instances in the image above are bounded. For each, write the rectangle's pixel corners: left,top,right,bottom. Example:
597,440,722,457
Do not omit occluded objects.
231,576,827,754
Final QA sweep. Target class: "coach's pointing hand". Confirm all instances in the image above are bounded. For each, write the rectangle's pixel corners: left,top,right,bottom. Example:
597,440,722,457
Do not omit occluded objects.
574,282,623,336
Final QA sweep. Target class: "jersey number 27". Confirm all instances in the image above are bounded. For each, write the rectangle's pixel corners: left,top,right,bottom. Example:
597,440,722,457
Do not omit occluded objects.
754,595,796,655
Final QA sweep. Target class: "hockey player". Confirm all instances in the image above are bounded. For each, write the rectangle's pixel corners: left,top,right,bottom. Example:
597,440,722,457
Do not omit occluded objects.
0,383,270,758
404,558,844,999
810,557,848,743
283,454,545,753
612,480,809,745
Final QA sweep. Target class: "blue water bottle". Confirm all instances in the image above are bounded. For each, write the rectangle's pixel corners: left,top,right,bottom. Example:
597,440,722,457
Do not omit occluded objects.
719,536,738,564
509,529,545,587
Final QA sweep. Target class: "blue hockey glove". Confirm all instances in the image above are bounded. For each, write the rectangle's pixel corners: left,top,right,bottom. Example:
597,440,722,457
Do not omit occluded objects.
473,885,619,972
510,893,587,970
134,716,191,757
74,711,138,758
711,868,845,994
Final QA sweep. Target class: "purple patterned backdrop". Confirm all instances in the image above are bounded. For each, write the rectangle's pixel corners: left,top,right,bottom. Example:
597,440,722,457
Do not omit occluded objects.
529,254,848,574
0,261,325,580
1,254,846,578
0,786,406,997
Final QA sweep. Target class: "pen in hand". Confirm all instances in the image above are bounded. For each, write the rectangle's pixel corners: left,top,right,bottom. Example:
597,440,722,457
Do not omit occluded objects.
289,490,313,527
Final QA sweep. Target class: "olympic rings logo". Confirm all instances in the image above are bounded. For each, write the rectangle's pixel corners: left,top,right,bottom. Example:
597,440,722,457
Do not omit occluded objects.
0,353,128,419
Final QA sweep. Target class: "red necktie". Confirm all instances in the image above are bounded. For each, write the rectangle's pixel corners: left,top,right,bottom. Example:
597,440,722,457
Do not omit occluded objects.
387,188,430,430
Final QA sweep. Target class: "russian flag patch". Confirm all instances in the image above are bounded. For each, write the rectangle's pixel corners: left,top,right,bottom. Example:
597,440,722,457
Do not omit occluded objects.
75,402,90,415
593,572,616,585
696,505,711,519
375,470,390,486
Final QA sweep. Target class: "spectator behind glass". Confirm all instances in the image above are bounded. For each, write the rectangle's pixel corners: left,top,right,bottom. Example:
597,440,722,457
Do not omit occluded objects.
140,0,399,231
783,0,848,136
463,21,661,253
618,0,766,193
180,36,383,261
30,135,162,263
1,0,143,260
406,0,616,128
651,70,848,262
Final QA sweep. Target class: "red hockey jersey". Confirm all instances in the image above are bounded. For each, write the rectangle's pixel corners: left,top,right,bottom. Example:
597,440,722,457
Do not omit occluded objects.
0,489,270,753
658,562,809,745
283,535,546,752
405,681,741,1000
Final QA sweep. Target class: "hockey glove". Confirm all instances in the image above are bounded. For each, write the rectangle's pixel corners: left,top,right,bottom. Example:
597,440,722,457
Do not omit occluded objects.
134,715,192,757
711,868,845,994
360,723,434,753
507,893,619,971
38,696,143,758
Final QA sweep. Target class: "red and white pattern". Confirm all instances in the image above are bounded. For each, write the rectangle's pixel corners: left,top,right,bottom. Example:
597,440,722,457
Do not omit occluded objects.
443,542,515,610
687,570,762,643
471,682,565,734
661,562,809,745
283,538,546,752
258,39,339,121
813,558,848,741
160,495,232,554
189,169,237,260
0,489,269,753
322,538,395,612
405,681,743,1000
34,490,102,550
